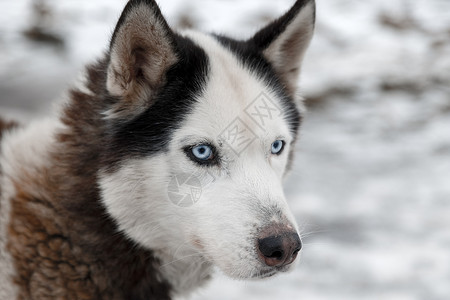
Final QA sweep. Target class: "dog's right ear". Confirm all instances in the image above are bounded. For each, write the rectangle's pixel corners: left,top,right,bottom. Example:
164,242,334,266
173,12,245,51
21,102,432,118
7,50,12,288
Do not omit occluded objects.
106,0,178,118
250,0,315,97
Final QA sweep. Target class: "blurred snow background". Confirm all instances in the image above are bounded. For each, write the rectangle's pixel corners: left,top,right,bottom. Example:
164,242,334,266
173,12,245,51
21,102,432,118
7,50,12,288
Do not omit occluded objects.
1,0,449,299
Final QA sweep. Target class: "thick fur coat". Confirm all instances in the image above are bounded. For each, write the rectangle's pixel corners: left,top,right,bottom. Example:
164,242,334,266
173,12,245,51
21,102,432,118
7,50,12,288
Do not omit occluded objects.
0,0,315,299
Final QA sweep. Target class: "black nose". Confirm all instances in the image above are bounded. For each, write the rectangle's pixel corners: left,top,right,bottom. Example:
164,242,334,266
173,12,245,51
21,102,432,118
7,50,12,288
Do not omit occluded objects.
257,232,301,267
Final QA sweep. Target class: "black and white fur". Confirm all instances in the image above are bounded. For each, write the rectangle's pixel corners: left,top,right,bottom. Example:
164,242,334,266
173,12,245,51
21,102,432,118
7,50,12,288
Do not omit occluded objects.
0,0,315,298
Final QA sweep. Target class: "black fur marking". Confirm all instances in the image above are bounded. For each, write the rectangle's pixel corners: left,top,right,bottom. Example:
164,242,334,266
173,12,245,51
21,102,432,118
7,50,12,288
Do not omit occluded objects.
103,35,210,166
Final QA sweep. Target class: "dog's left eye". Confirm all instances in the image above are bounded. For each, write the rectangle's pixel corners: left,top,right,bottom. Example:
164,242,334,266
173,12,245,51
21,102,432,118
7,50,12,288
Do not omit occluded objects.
184,144,217,166
271,140,285,155
192,145,213,160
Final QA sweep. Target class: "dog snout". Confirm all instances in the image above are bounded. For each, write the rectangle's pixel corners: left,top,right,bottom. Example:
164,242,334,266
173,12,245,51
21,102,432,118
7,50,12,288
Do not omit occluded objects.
257,226,301,268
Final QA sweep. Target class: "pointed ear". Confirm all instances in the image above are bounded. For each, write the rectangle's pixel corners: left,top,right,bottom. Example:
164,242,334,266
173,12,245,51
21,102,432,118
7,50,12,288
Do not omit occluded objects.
106,0,178,118
250,0,315,96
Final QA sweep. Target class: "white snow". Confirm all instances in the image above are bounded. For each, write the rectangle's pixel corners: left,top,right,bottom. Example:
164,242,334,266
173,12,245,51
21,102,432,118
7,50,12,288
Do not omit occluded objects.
1,0,449,299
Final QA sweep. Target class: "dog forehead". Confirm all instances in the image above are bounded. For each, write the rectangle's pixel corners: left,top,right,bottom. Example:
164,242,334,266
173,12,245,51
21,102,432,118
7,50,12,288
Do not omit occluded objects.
180,31,290,139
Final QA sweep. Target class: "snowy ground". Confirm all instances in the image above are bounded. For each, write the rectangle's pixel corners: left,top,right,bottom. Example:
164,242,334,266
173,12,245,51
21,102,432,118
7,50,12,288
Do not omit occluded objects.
1,1,449,299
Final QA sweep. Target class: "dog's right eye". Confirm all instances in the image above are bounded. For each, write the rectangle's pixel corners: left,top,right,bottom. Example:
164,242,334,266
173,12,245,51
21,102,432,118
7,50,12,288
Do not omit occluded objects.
184,144,218,166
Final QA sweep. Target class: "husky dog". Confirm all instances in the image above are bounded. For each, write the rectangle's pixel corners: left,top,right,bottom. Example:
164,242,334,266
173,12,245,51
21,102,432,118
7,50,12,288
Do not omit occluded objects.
0,0,315,299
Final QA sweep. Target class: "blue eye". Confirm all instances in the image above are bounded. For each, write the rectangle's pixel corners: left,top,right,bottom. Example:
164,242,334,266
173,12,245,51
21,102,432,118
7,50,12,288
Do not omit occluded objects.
184,143,219,166
271,140,285,155
192,145,213,161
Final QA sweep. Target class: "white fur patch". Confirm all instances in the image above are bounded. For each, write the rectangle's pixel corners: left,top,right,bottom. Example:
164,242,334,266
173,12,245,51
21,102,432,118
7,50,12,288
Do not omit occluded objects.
0,157,17,299
99,157,213,295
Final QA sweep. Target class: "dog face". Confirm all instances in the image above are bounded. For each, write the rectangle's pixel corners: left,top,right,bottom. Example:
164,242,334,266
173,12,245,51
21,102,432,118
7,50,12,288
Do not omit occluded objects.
99,0,315,281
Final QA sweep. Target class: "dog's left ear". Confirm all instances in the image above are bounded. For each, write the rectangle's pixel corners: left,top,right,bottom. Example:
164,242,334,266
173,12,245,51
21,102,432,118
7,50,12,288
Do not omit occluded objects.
106,0,178,118
250,0,315,96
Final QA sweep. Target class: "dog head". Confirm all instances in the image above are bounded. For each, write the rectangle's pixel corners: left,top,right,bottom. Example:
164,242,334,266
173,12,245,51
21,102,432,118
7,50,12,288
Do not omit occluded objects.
99,0,315,281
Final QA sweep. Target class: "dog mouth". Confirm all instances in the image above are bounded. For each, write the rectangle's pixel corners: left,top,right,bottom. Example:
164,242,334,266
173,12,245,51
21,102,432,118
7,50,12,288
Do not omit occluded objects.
251,265,289,279
252,269,277,279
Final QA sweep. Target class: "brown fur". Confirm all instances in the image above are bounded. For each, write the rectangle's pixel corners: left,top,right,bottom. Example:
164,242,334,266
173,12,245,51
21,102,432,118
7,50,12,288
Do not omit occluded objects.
0,119,19,141
4,60,172,300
